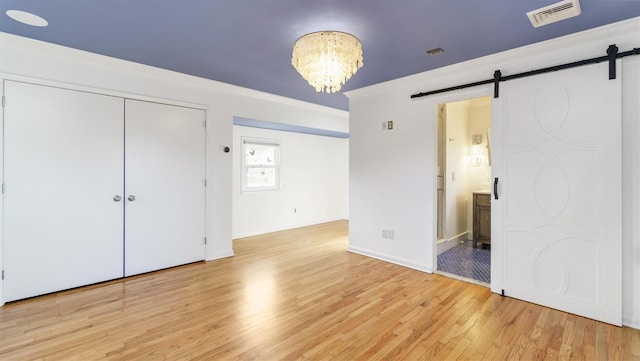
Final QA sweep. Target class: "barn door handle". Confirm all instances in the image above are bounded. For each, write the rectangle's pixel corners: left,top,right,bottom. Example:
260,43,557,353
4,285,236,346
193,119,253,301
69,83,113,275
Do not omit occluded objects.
494,177,499,200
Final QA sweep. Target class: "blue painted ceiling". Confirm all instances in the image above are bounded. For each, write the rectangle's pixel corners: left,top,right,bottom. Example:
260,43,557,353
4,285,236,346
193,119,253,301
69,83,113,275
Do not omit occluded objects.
1,1,638,111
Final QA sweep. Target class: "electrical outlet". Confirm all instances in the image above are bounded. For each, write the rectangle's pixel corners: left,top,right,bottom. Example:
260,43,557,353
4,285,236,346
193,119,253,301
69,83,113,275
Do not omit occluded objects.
381,228,395,239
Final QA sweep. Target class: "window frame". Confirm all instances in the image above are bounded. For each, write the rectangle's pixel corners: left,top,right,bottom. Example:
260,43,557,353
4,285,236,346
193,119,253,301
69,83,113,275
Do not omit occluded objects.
241,137,281,192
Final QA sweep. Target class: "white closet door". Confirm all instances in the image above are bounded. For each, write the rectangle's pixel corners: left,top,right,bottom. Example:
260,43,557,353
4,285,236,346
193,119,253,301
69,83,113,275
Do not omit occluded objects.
3,81,124,302
124,100,205,276
491,63,622,325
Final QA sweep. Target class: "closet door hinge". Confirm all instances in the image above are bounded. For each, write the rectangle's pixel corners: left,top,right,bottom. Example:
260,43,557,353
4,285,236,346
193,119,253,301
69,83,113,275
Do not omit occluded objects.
203,179,207,187
2,96,5,108
203,120,207,129
204,237,207,245
2,270,4,280
2,183,5,194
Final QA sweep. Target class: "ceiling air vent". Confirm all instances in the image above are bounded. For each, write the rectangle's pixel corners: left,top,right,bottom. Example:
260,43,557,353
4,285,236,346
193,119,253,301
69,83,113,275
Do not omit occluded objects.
527,0,581,28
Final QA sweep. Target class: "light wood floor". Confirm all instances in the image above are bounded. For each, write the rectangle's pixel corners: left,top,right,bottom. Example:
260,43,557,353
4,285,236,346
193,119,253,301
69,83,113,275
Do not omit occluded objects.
1,220,638,360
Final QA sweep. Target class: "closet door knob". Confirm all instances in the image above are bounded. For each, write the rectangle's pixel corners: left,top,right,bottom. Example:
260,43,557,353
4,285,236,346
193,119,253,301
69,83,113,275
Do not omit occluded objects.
128,195,136,201
113,195,122,202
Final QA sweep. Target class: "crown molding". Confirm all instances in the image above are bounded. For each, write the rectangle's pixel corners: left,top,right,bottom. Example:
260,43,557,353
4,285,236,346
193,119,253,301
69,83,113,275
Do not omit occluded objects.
0,32,348,118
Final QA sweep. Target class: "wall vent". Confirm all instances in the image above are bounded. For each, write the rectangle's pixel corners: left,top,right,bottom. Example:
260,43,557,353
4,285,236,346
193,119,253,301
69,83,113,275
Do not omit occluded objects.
527,0,581,28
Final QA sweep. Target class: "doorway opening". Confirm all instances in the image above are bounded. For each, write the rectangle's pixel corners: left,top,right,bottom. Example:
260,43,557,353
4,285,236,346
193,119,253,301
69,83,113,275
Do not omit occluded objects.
435,96,492,286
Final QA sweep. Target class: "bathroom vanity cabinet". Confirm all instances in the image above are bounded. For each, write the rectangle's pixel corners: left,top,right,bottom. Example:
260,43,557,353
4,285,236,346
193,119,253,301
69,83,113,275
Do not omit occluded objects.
473,192,491,248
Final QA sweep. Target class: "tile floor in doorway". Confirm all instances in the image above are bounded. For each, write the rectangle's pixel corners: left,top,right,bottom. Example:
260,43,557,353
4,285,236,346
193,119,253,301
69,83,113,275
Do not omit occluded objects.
437,240,491,284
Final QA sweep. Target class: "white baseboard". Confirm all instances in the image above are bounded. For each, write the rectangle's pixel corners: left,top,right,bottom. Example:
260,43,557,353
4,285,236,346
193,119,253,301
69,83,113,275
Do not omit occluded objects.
233,218,347,239
437,232,468,254
205,250,234,261
623,314,640,330
347,245,432,273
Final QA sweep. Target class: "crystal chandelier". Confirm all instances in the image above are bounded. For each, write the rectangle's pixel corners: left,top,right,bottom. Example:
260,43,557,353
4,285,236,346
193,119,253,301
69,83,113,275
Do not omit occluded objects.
291,31,364,93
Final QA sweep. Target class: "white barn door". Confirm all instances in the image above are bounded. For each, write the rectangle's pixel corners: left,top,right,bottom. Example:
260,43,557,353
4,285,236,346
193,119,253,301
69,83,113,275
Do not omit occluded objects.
491,63,622,325
3,81,124,302
124,100,206,276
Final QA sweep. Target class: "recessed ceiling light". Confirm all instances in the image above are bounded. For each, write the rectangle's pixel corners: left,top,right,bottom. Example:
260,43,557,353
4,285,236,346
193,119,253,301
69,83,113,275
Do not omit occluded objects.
6,10,48,27
426,48,444,56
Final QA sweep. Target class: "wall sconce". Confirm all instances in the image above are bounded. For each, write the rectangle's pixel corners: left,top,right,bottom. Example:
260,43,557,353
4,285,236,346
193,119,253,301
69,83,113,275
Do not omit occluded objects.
472,134,482,156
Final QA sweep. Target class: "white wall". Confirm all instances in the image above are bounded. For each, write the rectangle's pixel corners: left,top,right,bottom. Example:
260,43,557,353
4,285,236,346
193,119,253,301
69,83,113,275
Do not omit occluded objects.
232,125,348,238
0,32,348,306
467,99,492,193
346,18,640,328
466,99,492,235
444,102,469,241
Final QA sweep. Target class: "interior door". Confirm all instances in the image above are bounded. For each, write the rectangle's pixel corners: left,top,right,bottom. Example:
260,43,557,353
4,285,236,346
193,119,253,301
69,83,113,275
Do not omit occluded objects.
3,81,124,302
124,100,206,276
491,63,622,325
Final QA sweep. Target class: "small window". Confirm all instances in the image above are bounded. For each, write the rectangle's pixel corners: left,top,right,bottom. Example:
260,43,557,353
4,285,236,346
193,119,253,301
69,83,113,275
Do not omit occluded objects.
242,138,280,192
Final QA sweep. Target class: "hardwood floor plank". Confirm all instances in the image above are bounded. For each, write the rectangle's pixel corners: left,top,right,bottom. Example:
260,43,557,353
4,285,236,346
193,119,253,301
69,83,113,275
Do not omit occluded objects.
0,220,638,360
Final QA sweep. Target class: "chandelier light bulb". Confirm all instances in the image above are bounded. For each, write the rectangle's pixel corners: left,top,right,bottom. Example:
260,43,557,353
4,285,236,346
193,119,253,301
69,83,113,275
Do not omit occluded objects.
292,31,364,93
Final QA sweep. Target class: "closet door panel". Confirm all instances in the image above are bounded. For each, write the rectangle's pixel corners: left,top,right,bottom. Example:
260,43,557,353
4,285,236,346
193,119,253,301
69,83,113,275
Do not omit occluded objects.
3,81,124,302
124,100,205,276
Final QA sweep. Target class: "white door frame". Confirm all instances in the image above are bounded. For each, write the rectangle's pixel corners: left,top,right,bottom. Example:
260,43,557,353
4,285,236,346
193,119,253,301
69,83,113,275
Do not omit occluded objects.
430,87,494,280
